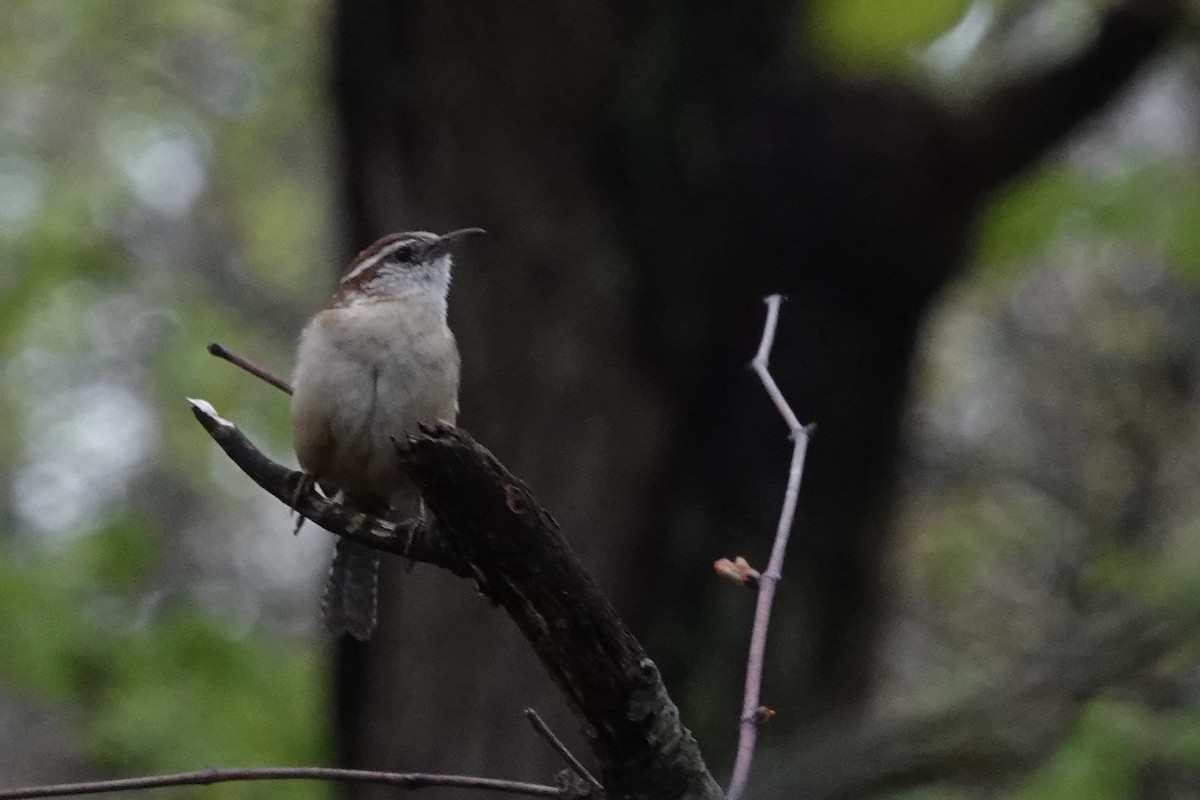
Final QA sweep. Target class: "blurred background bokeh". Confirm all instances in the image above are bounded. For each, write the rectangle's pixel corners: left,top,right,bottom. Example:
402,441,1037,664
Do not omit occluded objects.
2,1,1200,799
0,2,332,796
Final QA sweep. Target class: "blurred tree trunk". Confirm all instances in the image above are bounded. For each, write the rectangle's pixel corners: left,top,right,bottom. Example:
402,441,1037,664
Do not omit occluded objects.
328,0,1179,792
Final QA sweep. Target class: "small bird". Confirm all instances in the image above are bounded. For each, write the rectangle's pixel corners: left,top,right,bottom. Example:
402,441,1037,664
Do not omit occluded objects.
290,228,484,640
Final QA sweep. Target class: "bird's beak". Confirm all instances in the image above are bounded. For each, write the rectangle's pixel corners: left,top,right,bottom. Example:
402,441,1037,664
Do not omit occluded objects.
426,227,486,259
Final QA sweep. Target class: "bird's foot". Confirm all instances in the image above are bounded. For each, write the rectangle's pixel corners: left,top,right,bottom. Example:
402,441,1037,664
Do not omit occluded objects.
291,472,319,535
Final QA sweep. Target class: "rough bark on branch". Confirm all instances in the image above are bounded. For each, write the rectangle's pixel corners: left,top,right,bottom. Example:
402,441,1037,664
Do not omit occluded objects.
399,424,722,800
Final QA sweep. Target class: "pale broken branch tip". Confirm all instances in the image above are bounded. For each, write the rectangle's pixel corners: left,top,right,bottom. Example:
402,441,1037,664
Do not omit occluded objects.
186,397,234,429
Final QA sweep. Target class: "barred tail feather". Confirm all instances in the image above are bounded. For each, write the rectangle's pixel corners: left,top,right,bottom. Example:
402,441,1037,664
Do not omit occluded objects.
323,539,380,640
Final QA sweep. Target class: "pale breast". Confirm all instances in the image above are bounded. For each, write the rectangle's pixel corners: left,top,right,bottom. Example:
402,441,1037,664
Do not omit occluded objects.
291,300,460,501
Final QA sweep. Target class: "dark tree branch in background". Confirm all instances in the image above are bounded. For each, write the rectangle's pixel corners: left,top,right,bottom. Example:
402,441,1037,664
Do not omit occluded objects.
0,766,564,799
726,295,815,800
190,398,721,800
954,0,1183,195
759,607,1198,800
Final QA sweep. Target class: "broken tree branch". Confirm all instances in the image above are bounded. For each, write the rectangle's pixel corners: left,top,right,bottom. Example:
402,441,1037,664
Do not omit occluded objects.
399,424,722,800
187,398,472,578
190,398,721,800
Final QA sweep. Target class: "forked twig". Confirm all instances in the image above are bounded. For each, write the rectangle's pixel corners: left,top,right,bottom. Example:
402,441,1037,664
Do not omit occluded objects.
726,294,815,800
523,708,603,792
0,766,563,799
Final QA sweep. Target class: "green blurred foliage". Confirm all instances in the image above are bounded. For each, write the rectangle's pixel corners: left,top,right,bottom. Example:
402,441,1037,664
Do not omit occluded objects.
0,0,331,793
978,162,1200,285
1014,699,1153,800
840,4,1200,798
997,696,1200,799
806,0,972,72
0,515,325,799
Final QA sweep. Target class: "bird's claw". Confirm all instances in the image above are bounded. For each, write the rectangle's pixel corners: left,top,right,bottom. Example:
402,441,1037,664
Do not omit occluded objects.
291,472,319,535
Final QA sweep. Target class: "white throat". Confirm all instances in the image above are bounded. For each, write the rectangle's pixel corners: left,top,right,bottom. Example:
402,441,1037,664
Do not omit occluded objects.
359,254,452,315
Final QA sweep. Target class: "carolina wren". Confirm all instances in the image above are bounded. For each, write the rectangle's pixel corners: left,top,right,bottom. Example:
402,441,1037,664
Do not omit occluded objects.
291,228,484,640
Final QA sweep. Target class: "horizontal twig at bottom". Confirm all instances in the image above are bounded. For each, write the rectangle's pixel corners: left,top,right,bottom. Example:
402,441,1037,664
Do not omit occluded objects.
0,766,564,799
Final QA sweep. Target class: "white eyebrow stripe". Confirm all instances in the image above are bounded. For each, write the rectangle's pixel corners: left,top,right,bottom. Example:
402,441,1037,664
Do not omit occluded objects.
340,239,411,283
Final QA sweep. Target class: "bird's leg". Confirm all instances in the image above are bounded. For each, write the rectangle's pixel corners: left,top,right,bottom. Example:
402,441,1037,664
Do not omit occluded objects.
291,472,319,535
399,500,427,570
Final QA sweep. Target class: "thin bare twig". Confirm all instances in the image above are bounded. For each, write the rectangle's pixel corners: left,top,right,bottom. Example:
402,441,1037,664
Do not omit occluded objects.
0,766,564,799
208,341,293,394
524,708,603,792
726,294,815,800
